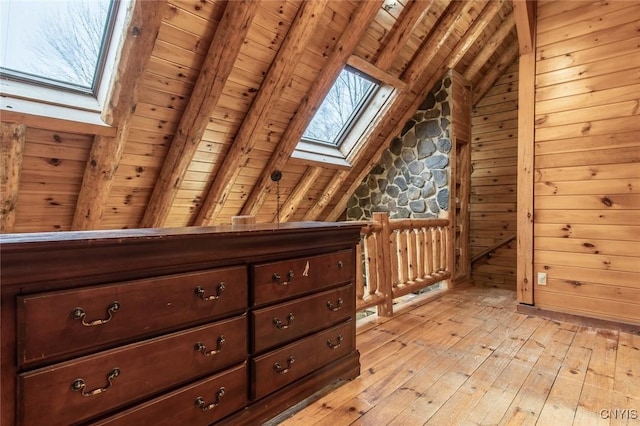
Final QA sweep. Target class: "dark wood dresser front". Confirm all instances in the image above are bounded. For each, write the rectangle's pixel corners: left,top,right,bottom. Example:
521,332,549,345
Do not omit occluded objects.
0,222,361,425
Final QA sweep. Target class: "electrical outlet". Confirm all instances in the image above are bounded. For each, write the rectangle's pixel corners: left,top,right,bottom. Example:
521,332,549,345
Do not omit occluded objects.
537,272,547,285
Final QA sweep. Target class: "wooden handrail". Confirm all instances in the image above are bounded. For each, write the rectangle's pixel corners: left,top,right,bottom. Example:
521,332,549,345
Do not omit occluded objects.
352,212,452,317
471,234,516,263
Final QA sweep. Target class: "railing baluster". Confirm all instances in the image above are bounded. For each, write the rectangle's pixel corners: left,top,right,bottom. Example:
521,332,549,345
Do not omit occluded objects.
408,229,418,283
366,233,378,296
356,235,365,304
416,228,424,279
353,213,452,317
391,229,401,289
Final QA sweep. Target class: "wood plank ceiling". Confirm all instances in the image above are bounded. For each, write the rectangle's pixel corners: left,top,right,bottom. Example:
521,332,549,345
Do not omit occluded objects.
1,0,518,232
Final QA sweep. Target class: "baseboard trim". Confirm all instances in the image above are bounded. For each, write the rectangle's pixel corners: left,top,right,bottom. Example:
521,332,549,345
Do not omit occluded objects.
517,304,640,335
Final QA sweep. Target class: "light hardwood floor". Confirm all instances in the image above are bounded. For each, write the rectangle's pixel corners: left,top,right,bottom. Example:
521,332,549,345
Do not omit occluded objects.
271,286,639,425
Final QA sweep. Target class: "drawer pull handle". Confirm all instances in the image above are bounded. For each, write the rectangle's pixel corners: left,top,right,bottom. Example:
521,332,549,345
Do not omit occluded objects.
338,260,344,269
195,282,225,301
273,312,295,329
327,334,344,349
194,335,225,356
272,270,294,286
274,356,295,374
194,387,225,411
326,297,344,311
70,302,120,326
71,368,120,397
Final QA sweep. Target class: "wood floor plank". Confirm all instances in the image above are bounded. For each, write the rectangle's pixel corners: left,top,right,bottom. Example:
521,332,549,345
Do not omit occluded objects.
274,287,639,426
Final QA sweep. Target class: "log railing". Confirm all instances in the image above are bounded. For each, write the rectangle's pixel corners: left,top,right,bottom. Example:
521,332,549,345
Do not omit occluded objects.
354,212,452,317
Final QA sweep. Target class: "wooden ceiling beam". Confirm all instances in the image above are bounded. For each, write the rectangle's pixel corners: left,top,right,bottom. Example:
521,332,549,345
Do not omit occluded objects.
1,122,25,233
401,0,469,87
239,1,384,218
473,41,520,105
374,0,436,71
302,170,349,221
72,2,165,230
463,11,515,81
447,0,505,69
348,55,407,90
276,166,323,223
193,0,330,226
513,0,536,55
140,0,260,228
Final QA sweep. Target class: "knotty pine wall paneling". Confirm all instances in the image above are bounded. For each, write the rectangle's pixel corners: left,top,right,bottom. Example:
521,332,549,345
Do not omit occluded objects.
533,0,640,324
470,60,518,290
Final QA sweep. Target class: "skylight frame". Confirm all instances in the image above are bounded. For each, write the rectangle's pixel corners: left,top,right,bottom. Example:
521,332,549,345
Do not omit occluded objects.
301,66,381,148
0,0,128,119
293,65,397,168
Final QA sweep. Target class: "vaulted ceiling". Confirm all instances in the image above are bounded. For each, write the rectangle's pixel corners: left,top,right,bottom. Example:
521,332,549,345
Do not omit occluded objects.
1,0,520,233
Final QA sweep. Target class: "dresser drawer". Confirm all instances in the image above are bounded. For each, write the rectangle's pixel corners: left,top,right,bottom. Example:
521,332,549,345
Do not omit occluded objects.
18,316,247,426
252,249,353,306
251,320,354,400
92,363,248,426
17,266,247,365
252,284,354,353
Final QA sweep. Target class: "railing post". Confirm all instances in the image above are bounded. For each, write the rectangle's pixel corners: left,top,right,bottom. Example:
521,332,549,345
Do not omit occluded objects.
372,212,393,317
446,211,454,288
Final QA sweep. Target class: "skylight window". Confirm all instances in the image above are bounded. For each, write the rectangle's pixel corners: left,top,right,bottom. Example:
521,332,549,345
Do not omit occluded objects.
0,0,116,94
294,65,396,168
303,67,379,147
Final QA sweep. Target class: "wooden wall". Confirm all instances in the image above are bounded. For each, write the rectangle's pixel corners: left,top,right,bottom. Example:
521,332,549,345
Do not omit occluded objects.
469,59,518,290
533,0,640,324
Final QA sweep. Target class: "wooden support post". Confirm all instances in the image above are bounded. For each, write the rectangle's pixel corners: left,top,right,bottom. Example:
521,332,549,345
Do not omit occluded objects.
513,0,536,55
0,122,25,233
515,0,536,304
373,212,394,317
517,51,536,304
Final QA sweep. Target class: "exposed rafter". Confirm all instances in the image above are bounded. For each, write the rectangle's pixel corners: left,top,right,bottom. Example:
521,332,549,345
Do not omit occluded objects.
140,0,260,228
447,0,505,69
0,122,25,233
473,41,520,104
193,0,330,226
463,11,515,81
402,0,469,87
302,170,349,221
276,166,323,222
72,1,165,230
347,55,407,91
374,0,437,71
239,0,384,218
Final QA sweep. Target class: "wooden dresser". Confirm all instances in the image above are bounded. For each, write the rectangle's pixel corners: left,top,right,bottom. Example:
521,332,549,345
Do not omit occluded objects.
0,222,361,425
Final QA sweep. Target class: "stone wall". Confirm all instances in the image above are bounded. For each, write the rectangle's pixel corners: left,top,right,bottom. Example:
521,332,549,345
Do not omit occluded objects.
346,75,451,220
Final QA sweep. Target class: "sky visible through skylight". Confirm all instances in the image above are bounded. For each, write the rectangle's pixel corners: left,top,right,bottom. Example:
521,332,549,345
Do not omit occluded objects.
303,67,378,146
0,0,111,90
